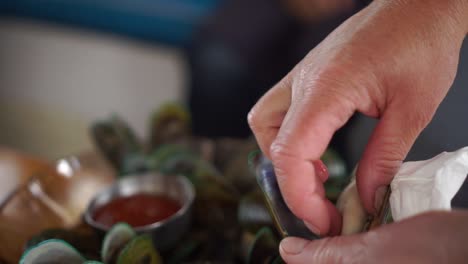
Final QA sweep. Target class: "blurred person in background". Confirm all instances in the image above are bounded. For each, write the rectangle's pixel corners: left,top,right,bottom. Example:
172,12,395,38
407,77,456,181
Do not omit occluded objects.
186,0,468,169
187,0,365,140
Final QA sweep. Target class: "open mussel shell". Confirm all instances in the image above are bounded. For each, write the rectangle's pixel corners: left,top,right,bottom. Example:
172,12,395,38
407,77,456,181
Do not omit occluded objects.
336,166,394,235
336,176,368,235
20,239,86,264
252,154,319,240
364,187,392,231
101,223,136,264
116,235,162,264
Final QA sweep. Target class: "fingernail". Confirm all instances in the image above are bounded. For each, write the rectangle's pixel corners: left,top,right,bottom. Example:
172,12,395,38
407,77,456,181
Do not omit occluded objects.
374,186,388,213
304,221,322,236
280,237,308,255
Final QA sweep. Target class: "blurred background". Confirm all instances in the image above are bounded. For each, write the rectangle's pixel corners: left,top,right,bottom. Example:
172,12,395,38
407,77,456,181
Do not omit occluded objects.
0,0,197,159
1,0,468,263
0,5,365,260
1,0,468,167
0,0,364,160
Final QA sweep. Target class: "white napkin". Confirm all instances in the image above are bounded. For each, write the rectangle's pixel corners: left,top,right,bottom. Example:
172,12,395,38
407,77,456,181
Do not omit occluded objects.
390,147,468,221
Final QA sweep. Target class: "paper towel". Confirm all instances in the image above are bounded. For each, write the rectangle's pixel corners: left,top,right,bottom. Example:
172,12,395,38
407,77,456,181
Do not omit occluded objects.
390,147,468,221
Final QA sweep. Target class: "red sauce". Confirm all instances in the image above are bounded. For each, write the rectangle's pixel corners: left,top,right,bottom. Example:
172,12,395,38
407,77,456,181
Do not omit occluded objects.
92,194,181,228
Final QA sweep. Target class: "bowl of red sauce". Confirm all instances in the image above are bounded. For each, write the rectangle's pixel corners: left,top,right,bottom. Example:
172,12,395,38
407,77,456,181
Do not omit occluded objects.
84,173,195,250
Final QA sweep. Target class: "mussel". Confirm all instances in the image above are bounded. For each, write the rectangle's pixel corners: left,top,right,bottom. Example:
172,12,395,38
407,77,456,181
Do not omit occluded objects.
336,167,392,235
20,239,86,264
101,223,136,264
149,102,191,149
116,235,162,264
90,115,142,172
252,155,319,240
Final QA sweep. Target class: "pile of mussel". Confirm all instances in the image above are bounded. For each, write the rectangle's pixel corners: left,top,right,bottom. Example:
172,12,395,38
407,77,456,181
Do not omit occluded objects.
20,103,349,264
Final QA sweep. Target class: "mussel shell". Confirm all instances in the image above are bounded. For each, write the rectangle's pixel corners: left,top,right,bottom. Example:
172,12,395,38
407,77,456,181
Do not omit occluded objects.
90,115,141,171
101,223,136,264
20,239,85,264
149,102,191,149
116,235,162,264
254,156,319,240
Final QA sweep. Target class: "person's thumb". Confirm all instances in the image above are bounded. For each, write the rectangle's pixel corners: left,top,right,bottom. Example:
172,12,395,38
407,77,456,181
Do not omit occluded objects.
356,104,433,214
279,235,368,264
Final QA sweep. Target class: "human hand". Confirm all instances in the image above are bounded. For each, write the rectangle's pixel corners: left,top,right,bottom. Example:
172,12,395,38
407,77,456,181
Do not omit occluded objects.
279,210,468,264
248,0,468,236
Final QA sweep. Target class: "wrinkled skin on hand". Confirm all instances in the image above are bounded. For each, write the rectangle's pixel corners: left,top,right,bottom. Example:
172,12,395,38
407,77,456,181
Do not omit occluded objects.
279,210,468,264
248,0,468,238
